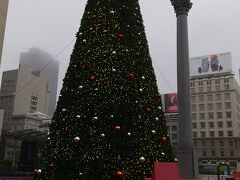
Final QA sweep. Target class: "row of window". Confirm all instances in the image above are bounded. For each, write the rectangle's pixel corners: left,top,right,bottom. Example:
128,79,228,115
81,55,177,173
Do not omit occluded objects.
190,78,230,87
195,140,234,147
193,121,232,129
191,93,231,102
202,150,234,157
191,84,230,93
192,102,231,111
193,130,233,138
192,111,231,120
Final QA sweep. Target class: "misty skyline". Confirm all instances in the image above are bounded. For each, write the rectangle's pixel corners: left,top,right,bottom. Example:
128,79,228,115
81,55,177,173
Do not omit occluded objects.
1,0,240,96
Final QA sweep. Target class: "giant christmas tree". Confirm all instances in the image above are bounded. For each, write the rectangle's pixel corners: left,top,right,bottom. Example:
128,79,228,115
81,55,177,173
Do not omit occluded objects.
39,0,174,179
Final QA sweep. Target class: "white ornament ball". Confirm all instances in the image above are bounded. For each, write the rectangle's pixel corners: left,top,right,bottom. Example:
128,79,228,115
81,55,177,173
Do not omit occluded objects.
101,133,105,137
37,169,42,174
127,132,131,136
74,136,80,142
139,88,143,92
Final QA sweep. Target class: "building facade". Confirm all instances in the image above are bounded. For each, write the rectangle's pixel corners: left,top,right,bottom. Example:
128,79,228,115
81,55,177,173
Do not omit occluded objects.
0,64,50,159
20,48,59,117
190,74,240,168
0,64,50,132
0,0,9,66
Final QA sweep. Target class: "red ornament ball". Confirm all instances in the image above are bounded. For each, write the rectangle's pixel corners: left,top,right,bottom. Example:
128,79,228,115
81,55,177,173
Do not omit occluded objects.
49,163,56,169
89,75,95,81
117,33,124,40
128,72,135,78
116,171,123,178
115,125,121,131
146,107,151,112
162,136,167,142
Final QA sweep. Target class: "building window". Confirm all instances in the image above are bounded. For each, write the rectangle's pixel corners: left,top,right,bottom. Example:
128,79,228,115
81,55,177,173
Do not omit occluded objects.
192,113,197,120
226,121,232,128
229,150,234,157
226,112,232,118
229,141,233,146
201,131,206,137
224,93,230,100
202,141,206,146
211,141,215,146
220,150,225,157
227,131,233,137
215,79,220,84
199,104,205,111
208,112,214,119
224,84,229,90
193,132,197,138
224,78,229,83
172,125,177,131
172,133,177,140
216,103,222,110
191,88,195,93
200,113,205,119
217,112,223,119
192,105,196,111
200,122,206,129
225,102,231,109
215,85,221,91
167,126,170,131
199,81,203,86
218,131,224,137
207,80,212,85
207,86,212,92
215,94,222,101
207,94,213,101
192,122,197,129
199,95,204,102
209,131,215,137
208,122,214,128
191,96,196,103
218,121,223,128
190,82,195,87
207,103,213,110
219,141,224,146
211,150,216,157
202,151,207,157
194,141,198,147
199,87,204,93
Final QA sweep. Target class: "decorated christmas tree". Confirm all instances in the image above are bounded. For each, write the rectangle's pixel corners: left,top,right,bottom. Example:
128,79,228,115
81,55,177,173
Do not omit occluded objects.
39,0,174,179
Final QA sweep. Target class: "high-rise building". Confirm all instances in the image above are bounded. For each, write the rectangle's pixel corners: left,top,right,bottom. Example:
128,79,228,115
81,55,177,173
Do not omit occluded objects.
0,109,4,139
20,48,59,117
0,0,9,66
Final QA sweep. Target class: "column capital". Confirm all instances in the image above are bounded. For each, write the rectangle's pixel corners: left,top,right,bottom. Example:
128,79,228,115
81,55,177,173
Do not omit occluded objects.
171,0,192,16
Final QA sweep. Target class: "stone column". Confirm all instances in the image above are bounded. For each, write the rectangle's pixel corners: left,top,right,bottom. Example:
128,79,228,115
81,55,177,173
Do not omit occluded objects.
170,0,197,179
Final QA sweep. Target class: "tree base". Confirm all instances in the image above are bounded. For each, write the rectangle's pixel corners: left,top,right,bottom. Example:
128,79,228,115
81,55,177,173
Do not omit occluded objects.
145,162,181,180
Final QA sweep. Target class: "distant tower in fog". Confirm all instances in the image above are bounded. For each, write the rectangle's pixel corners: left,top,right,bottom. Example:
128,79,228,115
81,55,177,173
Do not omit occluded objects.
20,48,59,117
0,0,9,66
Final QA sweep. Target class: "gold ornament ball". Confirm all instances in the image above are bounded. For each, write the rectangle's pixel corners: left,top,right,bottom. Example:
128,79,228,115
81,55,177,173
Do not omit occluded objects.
139,156,146,163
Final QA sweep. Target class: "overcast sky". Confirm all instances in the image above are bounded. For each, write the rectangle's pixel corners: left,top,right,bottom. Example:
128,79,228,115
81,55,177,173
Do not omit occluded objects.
1,0,240,96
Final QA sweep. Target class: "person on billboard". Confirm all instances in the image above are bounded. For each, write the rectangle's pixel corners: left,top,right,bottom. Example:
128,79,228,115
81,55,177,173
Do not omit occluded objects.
165,93,178,113
210,55,220,72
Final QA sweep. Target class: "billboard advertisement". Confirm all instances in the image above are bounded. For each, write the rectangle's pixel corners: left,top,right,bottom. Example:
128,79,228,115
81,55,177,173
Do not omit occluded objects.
190,52,232,77
164,93,178,113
